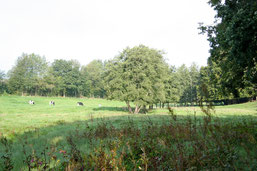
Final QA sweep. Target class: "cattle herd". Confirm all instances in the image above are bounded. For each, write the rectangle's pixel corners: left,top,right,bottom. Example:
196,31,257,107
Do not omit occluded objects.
28,100,85,106
28,101,103,107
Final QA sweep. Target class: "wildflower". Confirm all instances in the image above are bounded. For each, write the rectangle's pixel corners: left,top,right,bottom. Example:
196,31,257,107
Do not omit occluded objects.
59,150,66,154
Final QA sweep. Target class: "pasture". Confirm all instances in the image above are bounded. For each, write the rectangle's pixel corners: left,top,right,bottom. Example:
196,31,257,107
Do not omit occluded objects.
0,95,257,170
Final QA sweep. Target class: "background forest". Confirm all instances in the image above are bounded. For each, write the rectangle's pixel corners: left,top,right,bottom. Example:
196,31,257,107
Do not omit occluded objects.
0,45,255,108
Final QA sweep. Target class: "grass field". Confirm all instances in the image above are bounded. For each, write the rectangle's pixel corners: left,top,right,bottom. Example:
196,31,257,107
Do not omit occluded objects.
0,95,256,170
0,95,127,137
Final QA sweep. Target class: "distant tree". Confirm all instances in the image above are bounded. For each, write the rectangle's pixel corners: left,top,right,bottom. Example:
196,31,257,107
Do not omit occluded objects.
176,65,191,105
50,59,81,97
174,64,200,105
67,60,82,97
198,64,256,101
51,59,70,96
0,70,7,94
81,60,105,98
0,71,4,80
80,67,91,97
40,67,56,96
189,63,200,104
8,53,48,95
198,66,216,101
164,66,180,105
199,0,257,97
104,45,167,114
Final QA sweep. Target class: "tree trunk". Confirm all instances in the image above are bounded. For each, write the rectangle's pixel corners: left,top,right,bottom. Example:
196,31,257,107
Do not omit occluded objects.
63,89,66,97
126,101,133,113
35,87,38,96
134,104,142,114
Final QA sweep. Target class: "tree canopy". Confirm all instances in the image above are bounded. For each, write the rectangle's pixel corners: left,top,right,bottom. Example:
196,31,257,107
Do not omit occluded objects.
104,45,168,113
8,53,47,95
199,0,257,97
0,70,6,94
81,60,105,98
2,40,255,113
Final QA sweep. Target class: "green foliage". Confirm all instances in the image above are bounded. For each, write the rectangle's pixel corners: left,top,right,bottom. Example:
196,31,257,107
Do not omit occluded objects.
5,54,106,98
0,137,13,170
198,66,220,101
0,70,8,94
164,66,180,103
81,60,105,98
7,53,47,95
104,45,168,113
50,59,82,97
175,64,200,105
200,0,257,97
0,71,4,81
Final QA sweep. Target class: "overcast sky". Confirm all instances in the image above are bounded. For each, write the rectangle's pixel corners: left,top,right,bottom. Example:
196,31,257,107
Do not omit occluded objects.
0,0,215,72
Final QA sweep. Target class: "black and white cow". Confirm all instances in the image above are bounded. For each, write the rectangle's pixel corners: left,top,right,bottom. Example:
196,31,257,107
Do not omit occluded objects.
29,100,35,105
77,102,84,106
49,101,55,106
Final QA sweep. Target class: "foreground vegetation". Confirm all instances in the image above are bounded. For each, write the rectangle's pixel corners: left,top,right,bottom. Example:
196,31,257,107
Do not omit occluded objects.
0,96,256,170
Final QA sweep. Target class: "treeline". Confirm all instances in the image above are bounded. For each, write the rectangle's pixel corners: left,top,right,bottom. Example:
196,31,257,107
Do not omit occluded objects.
0,53,105,98
199,0,257,99
0,48,255,108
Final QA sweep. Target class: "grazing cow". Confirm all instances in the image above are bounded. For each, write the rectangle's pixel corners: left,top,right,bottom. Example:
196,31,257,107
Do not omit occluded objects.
49,101,55,106
77,102,84,106
98,104,102,107
29,100,35,105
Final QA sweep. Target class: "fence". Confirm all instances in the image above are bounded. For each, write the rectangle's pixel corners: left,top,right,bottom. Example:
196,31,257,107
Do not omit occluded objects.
212,96,256,105
157,96,256,108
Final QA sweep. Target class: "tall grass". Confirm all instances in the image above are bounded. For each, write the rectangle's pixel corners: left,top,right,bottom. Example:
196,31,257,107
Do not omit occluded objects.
1,113,257,170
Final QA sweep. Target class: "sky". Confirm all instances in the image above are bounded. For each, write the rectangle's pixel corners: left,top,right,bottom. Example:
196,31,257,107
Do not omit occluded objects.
0,0,216,72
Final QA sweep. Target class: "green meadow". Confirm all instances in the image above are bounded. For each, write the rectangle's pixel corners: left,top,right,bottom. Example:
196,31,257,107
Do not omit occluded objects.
0,95,127,137
1,95,256,137
0,95,257,170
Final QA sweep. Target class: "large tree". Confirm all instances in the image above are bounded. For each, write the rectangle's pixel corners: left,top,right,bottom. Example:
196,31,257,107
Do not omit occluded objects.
8,53,48,95
104,45,167,114
199,0,257,97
